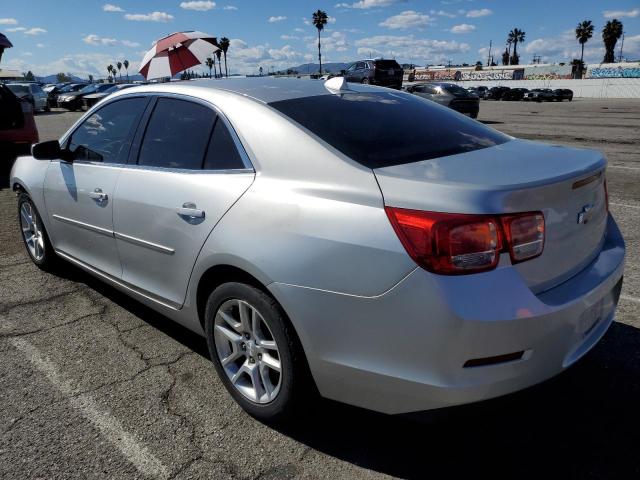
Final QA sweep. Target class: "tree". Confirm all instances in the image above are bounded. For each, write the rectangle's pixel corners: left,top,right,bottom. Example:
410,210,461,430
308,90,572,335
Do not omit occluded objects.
506,36,513,65
215,49,223,79
259,66,263,76
501,48,510,66
508,28,525,65
107,64,114,82
116,61,122,82
219,37,230,77
602,19,623,63
575,20,594,77
56,72,71,83
312,9,328,74
88,74,94,83
123,59,129,82
23,71,35,81
205,57,214,78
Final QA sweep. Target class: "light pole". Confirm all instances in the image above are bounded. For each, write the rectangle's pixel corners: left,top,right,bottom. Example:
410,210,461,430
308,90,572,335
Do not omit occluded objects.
618,31,626,63
487,40,492,67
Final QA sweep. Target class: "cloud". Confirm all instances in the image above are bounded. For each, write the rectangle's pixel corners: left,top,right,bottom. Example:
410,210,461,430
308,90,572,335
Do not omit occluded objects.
307,31,350,53
24,28,47,35
268,16,287,23
7,27,26,32
3,52,140,78
603,8,639,18
124,11,174,22
223,5,237,10
520,30,631,64
226,38,309,74
379,10,433,29
180,1,216,11
336,0,403,9
281,34,299,40
430,10,456,18
83,34,140,48
0,18,18,25
355,35,470,63
451,23,475,33
294,27,305,33
36,44,46,48
102,3,124,12
466,8,492,18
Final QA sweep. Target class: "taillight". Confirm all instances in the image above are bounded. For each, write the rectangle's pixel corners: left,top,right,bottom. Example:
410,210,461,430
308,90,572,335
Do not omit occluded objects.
385,207,545,275
501,213,545,263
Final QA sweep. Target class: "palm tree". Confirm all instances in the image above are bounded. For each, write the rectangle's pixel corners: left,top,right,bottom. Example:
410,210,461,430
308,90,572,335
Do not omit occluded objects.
312,9,328,74
123,59,129,82
575,20,593,78
506,35,513,65
602,19,623,63
205,57,214,78
219,37,230,77
107,64,114,82
215,50,223,78
508,28,525,65
501,48,510,66
116,61,122,83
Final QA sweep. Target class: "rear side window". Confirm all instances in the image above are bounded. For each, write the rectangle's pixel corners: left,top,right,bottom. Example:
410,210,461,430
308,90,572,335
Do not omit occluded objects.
68,97,148,163
138,98,216,170
270,92,509,169
203,119,245,170
373,60,401,69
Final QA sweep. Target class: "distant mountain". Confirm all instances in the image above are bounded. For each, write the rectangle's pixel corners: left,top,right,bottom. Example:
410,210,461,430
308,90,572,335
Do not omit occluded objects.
36,73,146,84
286,62,350,74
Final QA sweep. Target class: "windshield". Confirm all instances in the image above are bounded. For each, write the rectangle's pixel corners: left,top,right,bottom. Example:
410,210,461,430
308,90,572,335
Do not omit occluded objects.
270,91,509,169
6,84,29,96
442,84,472,96
78,84,101,94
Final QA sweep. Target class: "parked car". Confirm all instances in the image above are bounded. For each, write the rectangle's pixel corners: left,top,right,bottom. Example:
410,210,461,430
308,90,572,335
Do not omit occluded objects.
467,86,489,99
486,86,511,100
0,83,39,165
5,82,49,112
10,78,624,421
553,89,574,101
82,84,137,110
524,89,556,102
52,83,87,107
405,82,479,118
43,83,70,108
502,88,530,101
343,59,403,89
57,83,115,111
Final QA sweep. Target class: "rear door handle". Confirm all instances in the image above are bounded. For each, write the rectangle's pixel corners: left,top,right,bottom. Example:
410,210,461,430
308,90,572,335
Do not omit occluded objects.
176,202,205,219
89,188,108,202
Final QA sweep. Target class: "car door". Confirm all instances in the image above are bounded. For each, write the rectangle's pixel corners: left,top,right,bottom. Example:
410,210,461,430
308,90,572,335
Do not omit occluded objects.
112,96,255,308
344,63,357,82
43,96,151,277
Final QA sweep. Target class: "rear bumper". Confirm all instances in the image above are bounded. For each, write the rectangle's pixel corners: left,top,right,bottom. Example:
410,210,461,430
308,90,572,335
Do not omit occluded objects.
270,215,625,414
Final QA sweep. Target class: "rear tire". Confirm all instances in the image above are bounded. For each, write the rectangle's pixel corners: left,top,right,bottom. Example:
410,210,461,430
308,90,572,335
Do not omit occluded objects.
17,193,59,272
361,78,370,84
204,282,312,423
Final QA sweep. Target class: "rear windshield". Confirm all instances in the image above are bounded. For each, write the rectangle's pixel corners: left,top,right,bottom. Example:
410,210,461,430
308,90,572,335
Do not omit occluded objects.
269,91,509,169
373,60,400,69
6,84,29,95
442,84,472,96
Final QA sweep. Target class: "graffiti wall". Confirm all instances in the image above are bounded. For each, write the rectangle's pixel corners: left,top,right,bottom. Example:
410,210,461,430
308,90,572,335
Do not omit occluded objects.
587,66,640,78
523,65,573,80
413,68,523,81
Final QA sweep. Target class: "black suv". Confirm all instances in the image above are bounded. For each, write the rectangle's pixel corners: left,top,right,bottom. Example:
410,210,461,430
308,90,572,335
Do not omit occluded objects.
553,89,573,101
343,59,403,89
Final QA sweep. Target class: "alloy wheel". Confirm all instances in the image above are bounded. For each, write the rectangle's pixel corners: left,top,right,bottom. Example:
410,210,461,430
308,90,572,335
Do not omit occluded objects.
213,299,282,404
20,202,45,261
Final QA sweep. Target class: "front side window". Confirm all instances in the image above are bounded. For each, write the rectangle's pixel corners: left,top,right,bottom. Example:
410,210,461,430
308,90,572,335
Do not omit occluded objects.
270,91,510,169
138,98,216,170
67,97,148,163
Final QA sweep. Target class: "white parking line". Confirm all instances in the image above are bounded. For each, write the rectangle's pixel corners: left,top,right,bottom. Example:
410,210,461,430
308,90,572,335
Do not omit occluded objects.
621,295,640,305
610,202,640,210
10,337,170,480
609,165,640,171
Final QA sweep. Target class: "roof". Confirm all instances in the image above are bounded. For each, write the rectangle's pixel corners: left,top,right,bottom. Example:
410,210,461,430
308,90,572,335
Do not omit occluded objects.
149,76,377,104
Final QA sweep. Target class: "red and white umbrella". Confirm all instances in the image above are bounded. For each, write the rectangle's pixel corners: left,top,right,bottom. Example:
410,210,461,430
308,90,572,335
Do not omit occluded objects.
139,31,219,80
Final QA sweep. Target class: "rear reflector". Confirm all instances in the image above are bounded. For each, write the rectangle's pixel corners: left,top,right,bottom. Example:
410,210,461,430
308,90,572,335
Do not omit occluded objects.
463,351,524,368
385,207,545,275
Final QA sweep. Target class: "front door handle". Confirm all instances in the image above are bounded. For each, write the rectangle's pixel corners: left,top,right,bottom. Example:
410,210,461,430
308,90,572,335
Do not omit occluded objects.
176,202,205,219
89,188,108,202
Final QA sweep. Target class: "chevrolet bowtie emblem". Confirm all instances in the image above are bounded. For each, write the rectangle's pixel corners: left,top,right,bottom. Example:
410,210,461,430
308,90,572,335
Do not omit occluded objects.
577,204,595,224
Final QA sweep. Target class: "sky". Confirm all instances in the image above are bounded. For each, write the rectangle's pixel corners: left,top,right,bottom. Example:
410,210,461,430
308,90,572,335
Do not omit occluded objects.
0,0,639,78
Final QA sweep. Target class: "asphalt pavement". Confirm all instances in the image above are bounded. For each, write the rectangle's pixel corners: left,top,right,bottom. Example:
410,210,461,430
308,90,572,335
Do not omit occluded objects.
0,98,639,479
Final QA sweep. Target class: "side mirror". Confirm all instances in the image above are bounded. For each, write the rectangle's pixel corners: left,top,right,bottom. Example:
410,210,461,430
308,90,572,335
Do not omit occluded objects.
32,140,72,161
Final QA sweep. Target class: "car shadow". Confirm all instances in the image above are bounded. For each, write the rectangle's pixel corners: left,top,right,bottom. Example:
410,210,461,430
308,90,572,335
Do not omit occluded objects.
52,264,640,478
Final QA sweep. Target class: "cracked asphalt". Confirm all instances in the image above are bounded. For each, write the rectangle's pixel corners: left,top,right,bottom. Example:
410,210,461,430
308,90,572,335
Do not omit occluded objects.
1,99,639,479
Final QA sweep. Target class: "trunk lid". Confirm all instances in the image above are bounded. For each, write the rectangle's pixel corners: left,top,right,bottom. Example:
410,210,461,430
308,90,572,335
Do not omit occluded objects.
374,139,608,293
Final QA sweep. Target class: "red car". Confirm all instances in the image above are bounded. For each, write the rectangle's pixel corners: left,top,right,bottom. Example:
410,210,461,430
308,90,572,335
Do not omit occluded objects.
0,83,39,165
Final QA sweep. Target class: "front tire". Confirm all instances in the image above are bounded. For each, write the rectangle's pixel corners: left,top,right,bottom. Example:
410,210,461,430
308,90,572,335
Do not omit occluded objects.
18,193,59,271
204,282,310,422
361,77,370,84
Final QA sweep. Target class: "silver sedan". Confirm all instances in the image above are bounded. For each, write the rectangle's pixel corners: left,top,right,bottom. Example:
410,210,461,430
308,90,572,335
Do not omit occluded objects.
10,77,625,421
